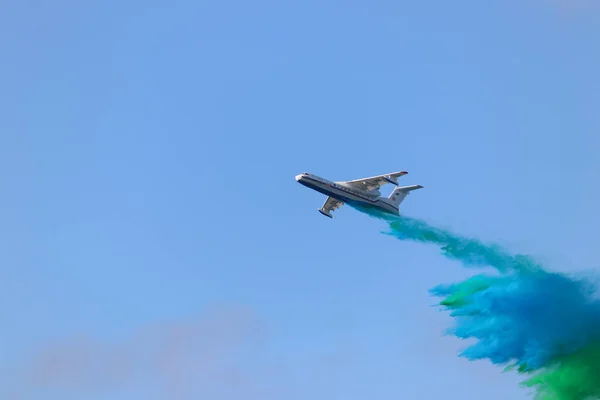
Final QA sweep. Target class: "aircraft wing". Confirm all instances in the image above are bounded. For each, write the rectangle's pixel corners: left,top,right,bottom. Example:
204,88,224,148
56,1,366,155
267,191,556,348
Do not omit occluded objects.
318,196,344,218
342,171,408,191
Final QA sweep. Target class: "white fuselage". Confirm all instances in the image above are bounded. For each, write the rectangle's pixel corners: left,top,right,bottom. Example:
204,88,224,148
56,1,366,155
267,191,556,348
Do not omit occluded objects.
295,173,398,214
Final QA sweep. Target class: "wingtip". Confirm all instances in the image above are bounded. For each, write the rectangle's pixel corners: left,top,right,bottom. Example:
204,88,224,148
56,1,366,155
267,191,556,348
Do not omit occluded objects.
318,209,333,218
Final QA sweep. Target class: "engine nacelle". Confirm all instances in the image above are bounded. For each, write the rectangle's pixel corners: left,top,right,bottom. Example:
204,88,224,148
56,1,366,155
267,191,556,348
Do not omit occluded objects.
367,189,381,197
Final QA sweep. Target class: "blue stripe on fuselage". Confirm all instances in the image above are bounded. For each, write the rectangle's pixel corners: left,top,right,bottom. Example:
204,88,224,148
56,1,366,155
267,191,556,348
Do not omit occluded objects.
298,177,367,203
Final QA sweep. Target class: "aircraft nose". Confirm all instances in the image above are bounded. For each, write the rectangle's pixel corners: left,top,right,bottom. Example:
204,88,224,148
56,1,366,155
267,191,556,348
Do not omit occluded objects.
295,174,303,181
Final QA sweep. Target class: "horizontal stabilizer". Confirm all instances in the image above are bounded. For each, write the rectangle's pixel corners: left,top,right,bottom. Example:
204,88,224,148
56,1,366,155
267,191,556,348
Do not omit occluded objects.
396,184,423,192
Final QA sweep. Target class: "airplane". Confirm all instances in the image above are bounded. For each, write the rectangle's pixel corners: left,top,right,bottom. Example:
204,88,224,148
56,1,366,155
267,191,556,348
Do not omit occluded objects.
295,170,423,218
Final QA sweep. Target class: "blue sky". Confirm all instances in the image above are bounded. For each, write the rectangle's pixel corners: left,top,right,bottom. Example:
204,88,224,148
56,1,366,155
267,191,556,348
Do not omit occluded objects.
1,0,599,398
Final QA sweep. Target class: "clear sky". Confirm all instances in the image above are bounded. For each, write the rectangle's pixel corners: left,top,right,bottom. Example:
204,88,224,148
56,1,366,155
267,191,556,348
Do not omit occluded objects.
2,0,599,398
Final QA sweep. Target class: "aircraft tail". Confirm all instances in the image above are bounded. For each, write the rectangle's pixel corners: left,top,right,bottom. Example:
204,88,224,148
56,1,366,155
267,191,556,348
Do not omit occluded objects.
388,185,423,207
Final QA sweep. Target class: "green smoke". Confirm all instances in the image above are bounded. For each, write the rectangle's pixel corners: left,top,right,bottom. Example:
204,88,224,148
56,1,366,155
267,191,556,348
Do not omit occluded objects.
352,205,600,400
521,342,600,400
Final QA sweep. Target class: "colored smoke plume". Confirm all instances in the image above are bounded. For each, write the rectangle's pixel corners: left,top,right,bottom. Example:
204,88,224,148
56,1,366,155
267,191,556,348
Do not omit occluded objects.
354,205,600,400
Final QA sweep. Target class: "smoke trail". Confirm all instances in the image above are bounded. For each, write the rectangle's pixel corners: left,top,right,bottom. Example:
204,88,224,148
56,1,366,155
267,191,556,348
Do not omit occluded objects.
353,205,600,400
353,205,541,274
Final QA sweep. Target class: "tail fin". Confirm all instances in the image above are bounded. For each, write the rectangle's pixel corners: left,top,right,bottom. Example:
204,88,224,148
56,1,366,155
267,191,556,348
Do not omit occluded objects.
388,185,423,207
